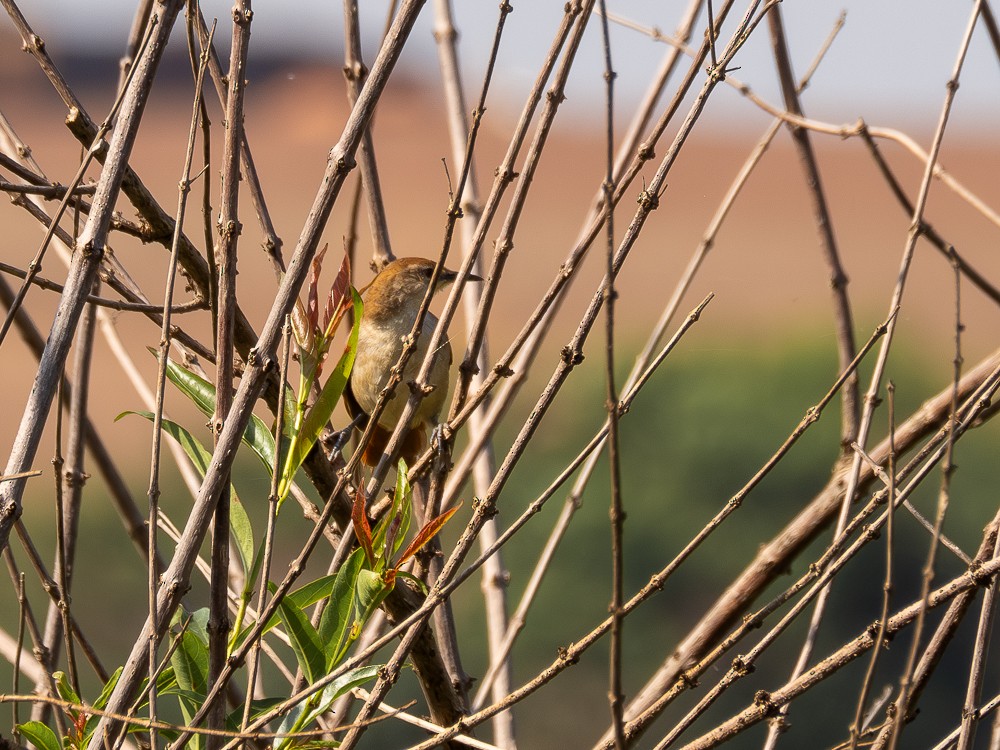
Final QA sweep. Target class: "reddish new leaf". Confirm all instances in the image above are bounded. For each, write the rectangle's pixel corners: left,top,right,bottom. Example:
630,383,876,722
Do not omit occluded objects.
307,243,329,335
394,503,462,569
352,486,375,567
324,251,352,338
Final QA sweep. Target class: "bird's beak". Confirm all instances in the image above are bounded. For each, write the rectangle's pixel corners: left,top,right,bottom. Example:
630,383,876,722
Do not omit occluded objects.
440,267,483,284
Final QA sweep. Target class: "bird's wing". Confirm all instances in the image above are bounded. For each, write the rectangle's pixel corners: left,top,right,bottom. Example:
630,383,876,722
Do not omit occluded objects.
343,377,370,430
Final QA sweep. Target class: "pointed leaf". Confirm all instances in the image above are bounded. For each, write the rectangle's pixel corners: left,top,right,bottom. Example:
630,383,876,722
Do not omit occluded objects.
307,243,328,334
374,460,411,564
352,486,375,568
92,667,123,711
53,670,80,704
395,503,462,568
276,597,326,685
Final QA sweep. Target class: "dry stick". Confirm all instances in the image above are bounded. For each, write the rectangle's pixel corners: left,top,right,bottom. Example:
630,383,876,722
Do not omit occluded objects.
882,6,982,746
436,2,581,501
80,5,434,748
448,0,601,429
50,388,76,691
0,179,96,198
339,6,772,746
593,1,626,748
858,126,1000,307
207,5,251,744
0,0,181,547
883,154,971,750
940,696,1000,748
350,687,503,750
343,0,394,265
5,0,284,390
614,11,1000,237
0,262,204,312
406,312,887,750
191,6,288,305
442,1,581,421
852,441,971,565
847,384,898,750
759,8,858,748
0,277,154,566
431,0,516,744
3,196,211,327
598,0,703,189
10,522,108,683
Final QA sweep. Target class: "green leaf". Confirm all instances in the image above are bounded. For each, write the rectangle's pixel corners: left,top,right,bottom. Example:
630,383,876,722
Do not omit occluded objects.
16,721,61,750
276,597,326,685
353,568,390,632
229,496,255,579
171,629,209,694
274,664,381,750
53,670,80,705
173,688,204,750
92,667,123,711
154,353,278,475
319,547,366,667
278,289,362,499
373,460,412,564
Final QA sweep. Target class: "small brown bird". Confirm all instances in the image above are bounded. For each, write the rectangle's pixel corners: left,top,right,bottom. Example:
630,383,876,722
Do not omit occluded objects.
345,257,480,467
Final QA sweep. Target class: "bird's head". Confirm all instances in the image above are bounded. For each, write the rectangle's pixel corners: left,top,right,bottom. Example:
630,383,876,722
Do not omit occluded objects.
364,257,480,321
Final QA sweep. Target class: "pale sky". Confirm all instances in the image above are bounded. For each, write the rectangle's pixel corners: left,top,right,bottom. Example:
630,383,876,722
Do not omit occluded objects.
3,1,999,131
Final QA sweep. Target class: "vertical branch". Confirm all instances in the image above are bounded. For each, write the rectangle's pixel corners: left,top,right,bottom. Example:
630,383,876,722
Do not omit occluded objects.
145,18,215,750
594,1,625,748
768,5,857,444
343,0,394,266
208,2,252,743
240,316,292,732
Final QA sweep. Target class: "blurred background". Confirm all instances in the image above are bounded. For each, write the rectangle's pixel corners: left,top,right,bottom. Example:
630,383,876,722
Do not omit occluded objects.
1,1,999,747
